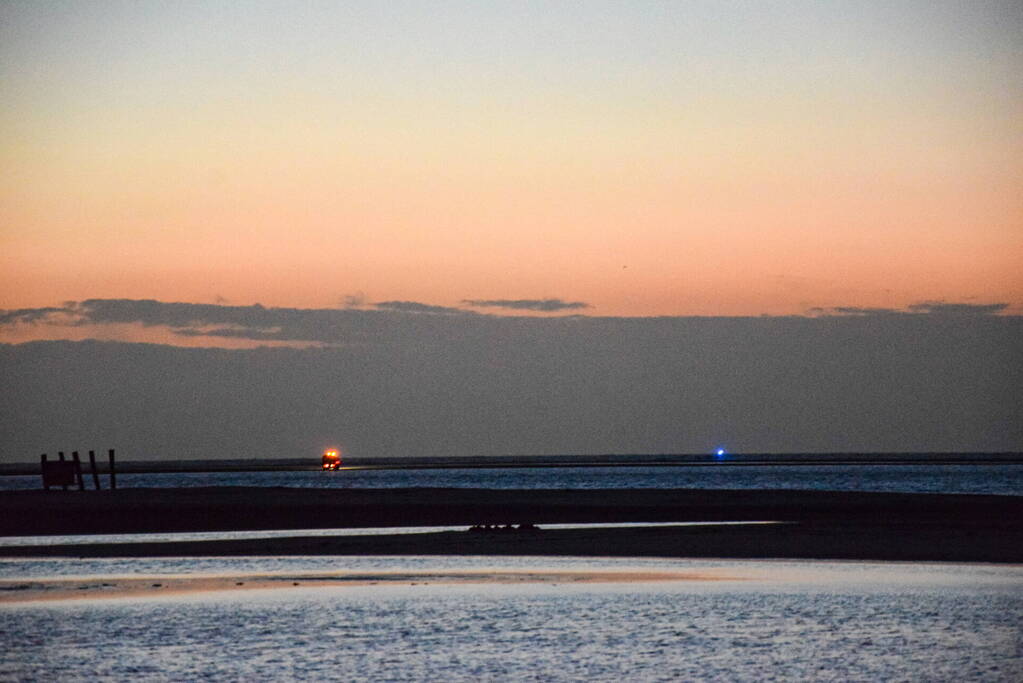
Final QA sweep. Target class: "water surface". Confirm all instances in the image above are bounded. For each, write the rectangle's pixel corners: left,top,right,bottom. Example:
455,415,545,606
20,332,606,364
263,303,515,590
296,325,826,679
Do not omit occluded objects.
2,557,1020,681
3,463,1021,495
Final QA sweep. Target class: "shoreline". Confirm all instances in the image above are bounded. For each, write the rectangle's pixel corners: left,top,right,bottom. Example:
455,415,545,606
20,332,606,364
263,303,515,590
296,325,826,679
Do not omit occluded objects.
3,522,1020,563
0,569,734,605
2,487,1022,563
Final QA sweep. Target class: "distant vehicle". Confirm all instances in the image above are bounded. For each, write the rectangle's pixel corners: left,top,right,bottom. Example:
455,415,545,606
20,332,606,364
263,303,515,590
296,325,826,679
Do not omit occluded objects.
321,449,342,470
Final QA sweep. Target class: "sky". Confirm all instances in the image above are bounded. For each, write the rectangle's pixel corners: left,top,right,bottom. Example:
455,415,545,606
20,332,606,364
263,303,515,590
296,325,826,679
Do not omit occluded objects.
1,2,1021,459
2,0,1021,320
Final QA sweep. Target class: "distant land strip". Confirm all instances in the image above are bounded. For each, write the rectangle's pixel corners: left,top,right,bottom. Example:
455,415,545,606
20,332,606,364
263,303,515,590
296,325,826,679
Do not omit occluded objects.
2,452,1021,476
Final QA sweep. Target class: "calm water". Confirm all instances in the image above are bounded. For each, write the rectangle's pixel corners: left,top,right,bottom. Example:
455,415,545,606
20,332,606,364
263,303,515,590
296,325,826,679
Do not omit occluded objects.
2,557,1021,681
3,463,1022,495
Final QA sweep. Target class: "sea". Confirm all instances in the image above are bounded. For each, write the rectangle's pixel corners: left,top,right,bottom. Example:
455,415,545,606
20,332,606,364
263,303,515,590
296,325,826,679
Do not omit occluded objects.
2,461,1022,495
1,556,1021,681
2,461,1021,680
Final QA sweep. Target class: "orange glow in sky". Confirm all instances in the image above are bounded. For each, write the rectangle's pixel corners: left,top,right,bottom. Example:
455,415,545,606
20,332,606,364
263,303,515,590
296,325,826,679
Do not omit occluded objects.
2,2,1021,332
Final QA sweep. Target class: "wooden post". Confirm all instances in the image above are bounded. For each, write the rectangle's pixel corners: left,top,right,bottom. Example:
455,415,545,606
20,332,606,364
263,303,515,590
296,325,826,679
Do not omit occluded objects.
108,449,116,490
58,452,67,490
42,454,75,490
89,450,101,490
72,452,85,491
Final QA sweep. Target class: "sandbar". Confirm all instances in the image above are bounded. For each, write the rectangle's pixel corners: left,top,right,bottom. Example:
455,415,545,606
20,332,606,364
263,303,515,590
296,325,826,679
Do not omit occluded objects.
0,569,734,605
2,487,1021,563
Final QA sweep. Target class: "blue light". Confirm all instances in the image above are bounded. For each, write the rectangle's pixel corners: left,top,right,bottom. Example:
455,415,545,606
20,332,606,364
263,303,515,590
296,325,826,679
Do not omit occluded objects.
715,448,726,459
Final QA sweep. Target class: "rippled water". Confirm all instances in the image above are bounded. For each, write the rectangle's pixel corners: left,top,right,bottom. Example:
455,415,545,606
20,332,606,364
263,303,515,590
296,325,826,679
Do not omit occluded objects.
3,463,1022,495
2,557,1021,681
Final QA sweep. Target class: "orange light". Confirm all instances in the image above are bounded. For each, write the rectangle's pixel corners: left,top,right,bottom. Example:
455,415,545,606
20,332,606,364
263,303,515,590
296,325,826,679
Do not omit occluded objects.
321,448,342,470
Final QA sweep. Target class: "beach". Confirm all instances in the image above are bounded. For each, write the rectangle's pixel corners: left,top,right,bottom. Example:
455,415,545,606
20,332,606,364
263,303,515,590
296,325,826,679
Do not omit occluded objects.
0,569,736,605
2,487,1021,563
4,488,1022,680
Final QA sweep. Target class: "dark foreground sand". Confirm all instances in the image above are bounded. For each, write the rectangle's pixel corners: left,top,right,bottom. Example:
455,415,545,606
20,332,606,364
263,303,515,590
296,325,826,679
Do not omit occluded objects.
2,487,1021,563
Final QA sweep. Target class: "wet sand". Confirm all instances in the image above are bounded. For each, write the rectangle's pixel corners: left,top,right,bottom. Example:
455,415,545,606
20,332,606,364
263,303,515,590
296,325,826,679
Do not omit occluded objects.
2,487,1021,563
0,569,736,604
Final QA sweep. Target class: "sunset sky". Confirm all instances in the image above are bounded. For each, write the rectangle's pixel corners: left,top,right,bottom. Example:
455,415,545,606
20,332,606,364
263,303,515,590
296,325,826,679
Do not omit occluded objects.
3,0,1021,333
2,2,1021,458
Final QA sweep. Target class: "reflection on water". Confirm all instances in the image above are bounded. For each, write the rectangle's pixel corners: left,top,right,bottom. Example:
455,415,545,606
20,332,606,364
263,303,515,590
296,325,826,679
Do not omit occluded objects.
2,558,1021,681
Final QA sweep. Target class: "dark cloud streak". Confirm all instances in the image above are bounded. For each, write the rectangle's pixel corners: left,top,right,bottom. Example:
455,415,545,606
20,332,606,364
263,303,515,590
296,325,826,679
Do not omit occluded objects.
810,302,1010,318
0,299,1017,347
908,302,1009,316
371,301,470,315
463,298,590,312
0,306,70,325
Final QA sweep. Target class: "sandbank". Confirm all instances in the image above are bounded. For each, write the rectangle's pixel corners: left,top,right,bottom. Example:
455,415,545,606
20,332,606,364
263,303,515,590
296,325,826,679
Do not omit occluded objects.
2,487,1021,563
0,569,733,605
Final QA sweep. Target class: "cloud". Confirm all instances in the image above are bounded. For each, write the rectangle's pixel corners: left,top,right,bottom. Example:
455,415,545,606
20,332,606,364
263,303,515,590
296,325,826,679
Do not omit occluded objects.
0,306,71,325
2,298,1017,348
810,302,1010,318
1,300,355,344
340,292,367,309
462,298,591,312
173,327,286,340
907,301,1009,316
372,300,469,315
59,298,485,344
811,306,901,317
3,305,1021,460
